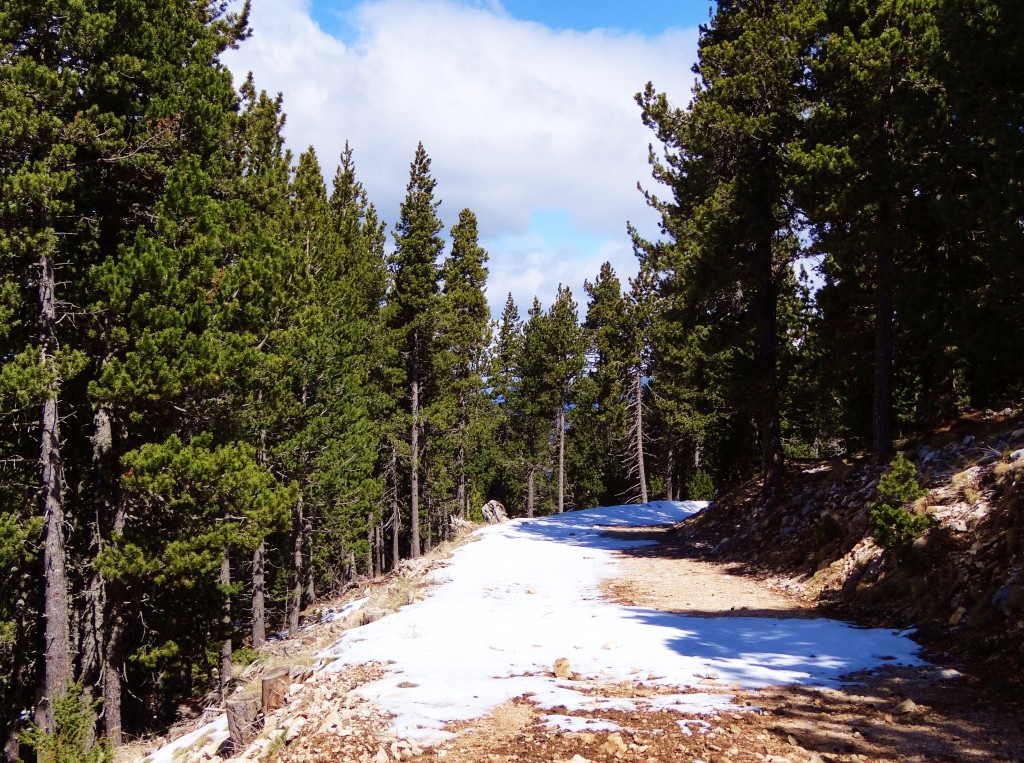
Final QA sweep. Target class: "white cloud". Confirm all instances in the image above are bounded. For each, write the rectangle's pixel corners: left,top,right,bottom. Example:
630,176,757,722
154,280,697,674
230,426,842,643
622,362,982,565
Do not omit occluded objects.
222,0,698,315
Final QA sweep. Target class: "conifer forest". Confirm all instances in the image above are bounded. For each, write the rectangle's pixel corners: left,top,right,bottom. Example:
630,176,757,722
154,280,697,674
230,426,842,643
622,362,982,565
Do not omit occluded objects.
0,0,1021,757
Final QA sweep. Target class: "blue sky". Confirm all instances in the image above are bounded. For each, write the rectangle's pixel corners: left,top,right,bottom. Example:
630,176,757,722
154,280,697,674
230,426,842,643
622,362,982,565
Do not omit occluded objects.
223,1,706,316
309,0,714,37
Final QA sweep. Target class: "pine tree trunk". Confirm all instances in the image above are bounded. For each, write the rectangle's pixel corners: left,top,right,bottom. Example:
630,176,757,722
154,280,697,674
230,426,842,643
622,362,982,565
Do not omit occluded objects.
38,252,70,733
252,404,267,648
410,373,422,558
375,520,384,577
303,512,314,605
872,244,895,463
526,467,535,518
367,514,375,579
456,444,466,520
390,447,400,569
81,405,112,733
557,404,565,514
220,548,232,700
251,542,266,648
632,371,648,504
664,445,674,501
753,228,784,493
290,495,303,635
95,401,126,746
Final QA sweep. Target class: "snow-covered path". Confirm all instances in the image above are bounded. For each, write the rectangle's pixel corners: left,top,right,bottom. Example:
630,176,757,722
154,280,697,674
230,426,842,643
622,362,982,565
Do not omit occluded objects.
320,502,923,741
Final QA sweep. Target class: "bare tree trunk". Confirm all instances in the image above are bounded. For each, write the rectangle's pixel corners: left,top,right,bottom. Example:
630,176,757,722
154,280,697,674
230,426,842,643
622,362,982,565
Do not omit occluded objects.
38,252,70,733
410,374,421,558
251,542,266,648
290,494,303,635
220,549,232,700
631,370,648,504
557,404,565,513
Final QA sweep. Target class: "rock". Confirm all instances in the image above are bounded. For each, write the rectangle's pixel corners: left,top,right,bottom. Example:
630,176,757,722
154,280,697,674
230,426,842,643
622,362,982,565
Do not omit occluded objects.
893,698,918,715
948,606,967,626
601,733,628,756
962,435,976,447
992,585,1024,615
373,748,390,763
1009,449,1024,462
284,716,306,744
553,657,572,679
481,499,509,524
361,606,387,626
1010,427,1024,443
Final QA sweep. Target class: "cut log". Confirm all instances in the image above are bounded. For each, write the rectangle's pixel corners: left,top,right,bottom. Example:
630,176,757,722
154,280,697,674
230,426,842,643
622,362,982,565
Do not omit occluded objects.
262,667,291,714
226,694,261,750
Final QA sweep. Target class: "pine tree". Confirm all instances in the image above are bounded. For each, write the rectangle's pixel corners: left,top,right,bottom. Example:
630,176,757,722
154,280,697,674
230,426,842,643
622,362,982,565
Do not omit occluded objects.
571,263,629,507
636,0,817,490
515,298,555,516
797,0,946,461
387,143,444,557
490,294,527,512
1,0,252,741
431,209,491,521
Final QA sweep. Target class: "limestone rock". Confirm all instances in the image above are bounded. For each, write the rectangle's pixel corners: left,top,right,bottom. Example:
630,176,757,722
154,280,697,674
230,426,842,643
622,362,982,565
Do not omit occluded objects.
600,733,628,756
553,657,572,679
481,499,509,524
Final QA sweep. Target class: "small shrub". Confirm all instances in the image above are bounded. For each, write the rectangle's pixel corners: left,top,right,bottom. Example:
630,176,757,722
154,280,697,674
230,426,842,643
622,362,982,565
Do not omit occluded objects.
686,469,715,501
21,683,113,763
870,453,929,549
231,646,263,667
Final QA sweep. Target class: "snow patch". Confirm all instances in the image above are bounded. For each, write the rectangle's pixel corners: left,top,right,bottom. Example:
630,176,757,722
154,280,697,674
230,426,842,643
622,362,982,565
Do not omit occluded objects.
322,501,923,742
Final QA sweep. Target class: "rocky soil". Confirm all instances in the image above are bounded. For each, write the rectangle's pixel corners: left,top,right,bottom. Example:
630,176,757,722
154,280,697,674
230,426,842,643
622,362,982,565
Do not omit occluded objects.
673,408,1024,680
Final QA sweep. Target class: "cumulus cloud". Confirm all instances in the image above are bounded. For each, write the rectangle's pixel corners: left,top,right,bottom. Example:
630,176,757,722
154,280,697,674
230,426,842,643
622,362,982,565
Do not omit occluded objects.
222,0,698,314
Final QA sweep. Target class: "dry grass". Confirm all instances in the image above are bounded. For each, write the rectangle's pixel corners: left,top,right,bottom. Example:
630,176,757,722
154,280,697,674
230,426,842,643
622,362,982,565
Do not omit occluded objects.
994,458,1024,485
951,468,982,504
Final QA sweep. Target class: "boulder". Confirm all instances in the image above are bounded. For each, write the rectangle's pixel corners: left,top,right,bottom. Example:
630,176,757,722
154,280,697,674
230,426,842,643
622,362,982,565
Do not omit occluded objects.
992,585,1024,616
481,499,508,524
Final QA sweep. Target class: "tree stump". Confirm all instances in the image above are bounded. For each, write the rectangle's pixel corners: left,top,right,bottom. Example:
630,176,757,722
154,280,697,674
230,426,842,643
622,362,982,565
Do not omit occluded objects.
262,667,291,714
226,694,261,751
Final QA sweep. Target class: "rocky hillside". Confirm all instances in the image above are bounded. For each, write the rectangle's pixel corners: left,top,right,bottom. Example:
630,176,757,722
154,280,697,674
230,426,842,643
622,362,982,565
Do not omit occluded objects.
673,408,1024,681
